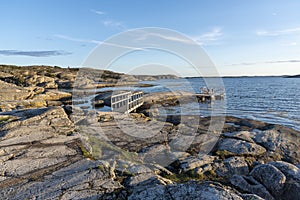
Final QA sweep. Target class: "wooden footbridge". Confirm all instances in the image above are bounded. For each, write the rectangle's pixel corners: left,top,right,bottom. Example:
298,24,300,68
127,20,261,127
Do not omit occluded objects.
110,88,224,113
111,91,144,113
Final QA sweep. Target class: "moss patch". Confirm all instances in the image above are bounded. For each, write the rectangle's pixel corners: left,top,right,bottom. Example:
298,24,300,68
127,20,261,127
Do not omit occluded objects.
79,144,95,160
0,116,10,124
215,150,233,158
84,134,141,163
164,169,222,184
165,173,197,183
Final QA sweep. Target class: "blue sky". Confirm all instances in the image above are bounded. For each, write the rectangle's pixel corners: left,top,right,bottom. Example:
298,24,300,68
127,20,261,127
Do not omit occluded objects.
1,0,300,76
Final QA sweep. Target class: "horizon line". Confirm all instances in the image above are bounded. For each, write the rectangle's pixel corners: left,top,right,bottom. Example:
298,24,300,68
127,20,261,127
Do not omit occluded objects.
0,63,299,77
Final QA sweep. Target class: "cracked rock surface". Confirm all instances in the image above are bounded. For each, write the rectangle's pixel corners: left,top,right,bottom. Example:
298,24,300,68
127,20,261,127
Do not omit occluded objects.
0,66,299,200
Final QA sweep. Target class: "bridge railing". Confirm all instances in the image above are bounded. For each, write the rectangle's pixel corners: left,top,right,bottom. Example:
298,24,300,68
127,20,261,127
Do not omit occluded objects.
111,91,144,113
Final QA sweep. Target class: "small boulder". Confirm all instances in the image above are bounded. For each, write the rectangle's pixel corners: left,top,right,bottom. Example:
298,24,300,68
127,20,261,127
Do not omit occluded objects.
230,175,275,200
224,156,249,176
217,138,266,156
179,155,215,172
252,129,280,151
250,164,286,198
223,131,255,143
252,128,300,164
269,161,300,200
269,161,300,182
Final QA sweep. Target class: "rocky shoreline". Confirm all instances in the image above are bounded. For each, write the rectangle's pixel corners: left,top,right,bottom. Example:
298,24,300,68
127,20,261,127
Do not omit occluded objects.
0,65,299,200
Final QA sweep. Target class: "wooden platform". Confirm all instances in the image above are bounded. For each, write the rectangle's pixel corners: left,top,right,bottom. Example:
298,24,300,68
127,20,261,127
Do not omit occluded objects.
194,93,225,102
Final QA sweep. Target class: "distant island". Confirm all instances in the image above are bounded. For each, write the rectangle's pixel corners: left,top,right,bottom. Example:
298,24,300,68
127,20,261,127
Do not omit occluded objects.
285,74,300,78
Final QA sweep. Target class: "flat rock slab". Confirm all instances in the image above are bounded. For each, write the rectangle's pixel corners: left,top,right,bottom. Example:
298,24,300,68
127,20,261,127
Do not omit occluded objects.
33,90,71,101
1,157,69,177
0,80,34,101
0,107,74,139
0,106,85,190
128,181,244,200
0,159,122,200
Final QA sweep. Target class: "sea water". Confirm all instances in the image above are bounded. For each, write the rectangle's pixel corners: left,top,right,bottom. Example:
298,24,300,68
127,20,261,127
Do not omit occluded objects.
74,77,300,131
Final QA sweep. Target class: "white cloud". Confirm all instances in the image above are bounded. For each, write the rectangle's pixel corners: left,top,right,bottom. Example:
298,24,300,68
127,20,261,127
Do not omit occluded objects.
192,27,223,45
54,34,101,44
135,31,194,44
227,59,300,66
0,50,71,57
134,27,224,46
91,9,106,15
284,42,298,46
256,27,300,36
102,20,126,30
101,42,145,51
54,34,144,51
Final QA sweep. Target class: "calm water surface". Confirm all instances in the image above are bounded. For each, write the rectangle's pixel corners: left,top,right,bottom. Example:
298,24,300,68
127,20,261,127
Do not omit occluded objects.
141,77,300,131
75,77,300,131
